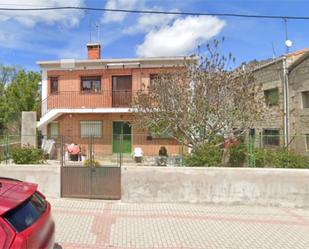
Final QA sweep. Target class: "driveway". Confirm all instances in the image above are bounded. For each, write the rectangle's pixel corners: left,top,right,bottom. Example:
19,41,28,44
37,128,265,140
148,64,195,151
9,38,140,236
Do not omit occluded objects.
50,198,309,249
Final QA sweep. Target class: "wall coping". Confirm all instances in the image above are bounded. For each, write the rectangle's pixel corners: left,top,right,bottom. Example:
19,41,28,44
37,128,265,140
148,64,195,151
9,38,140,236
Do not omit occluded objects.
122,166,309,173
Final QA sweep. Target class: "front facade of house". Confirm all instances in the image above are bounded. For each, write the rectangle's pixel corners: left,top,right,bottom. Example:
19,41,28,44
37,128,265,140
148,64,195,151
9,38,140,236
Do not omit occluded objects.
250,49,309,154
37,43,187,159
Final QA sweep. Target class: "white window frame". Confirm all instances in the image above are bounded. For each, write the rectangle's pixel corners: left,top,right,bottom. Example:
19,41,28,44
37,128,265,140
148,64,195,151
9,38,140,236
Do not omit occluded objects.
305,134,309,151
302,91,309,109
50,122,58,139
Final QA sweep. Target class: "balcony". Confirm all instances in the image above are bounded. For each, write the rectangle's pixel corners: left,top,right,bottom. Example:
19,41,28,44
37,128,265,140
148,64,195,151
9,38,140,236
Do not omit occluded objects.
41,90,134,116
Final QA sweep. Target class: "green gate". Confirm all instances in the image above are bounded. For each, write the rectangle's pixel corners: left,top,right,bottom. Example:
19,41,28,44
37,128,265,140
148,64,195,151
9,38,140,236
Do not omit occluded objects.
112,122,132,154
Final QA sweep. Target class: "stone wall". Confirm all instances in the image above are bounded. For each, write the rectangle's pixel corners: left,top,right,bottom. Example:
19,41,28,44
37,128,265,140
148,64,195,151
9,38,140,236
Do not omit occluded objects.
288,55,309,154
251,61,284,147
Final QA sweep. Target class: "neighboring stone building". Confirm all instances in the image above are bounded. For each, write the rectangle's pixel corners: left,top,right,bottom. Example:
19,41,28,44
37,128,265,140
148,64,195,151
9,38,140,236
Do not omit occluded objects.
288,52,309,155
249,49,309,154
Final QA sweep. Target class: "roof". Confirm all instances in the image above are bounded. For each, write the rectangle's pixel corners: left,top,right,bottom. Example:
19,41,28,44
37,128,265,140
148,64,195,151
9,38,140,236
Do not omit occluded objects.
286,50,309,72
37,56,198,69
247,48,309,72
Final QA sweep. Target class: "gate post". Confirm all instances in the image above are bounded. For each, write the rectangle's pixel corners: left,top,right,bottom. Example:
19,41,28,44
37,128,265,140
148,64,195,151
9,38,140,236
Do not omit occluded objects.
89,135,93,167
4,134,9,165
120,134,123,167
60,135,64,167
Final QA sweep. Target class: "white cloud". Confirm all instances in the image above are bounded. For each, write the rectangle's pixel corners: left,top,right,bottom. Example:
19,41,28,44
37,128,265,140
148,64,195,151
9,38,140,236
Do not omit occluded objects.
136,16,226,57
124,9,177,34
0,0,84,27
101,0,139,24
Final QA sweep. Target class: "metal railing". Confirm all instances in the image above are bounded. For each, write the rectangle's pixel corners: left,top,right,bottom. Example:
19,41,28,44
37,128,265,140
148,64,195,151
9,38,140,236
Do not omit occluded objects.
1,134,309,168
41,90,136,116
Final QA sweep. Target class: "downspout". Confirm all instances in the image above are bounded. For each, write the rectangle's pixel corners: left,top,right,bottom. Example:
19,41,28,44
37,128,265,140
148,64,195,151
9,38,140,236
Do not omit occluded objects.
283,56,289,148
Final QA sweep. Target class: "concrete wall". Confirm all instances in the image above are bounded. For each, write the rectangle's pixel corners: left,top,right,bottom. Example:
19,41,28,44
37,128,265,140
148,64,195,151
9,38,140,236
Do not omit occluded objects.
122,166,309,207
21,111,37,147
0,165,60,198
2,165,309,207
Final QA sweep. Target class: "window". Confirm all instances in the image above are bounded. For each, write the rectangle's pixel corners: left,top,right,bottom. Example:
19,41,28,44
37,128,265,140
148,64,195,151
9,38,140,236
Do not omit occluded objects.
50,77,58,94
112,76,132,91
50,122,58,139
264,88,279,107
149,74,158,89
4,192,46,233
80,121,102,138
302,91,309,108
306,134,309,151
81,76,101,92
249,128,255,137
112,76,132,107
263,129,280,147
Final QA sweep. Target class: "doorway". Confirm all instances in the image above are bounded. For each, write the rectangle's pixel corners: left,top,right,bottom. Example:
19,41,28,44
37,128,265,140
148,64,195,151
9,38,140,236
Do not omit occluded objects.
112,121,132,153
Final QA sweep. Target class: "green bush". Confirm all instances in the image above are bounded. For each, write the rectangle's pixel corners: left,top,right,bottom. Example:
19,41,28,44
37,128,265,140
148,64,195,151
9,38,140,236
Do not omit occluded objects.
11,146,44,164
184,142,223,167
253,148,309,169
228,143,247,167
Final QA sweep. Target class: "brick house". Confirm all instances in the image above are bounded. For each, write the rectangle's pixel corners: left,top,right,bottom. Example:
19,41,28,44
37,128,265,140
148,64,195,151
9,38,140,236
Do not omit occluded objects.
249,48,309,154
37,43,189,159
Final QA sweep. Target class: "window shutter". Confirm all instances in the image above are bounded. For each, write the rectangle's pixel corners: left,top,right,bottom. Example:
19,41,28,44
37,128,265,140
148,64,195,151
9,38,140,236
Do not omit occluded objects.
80,121,102,138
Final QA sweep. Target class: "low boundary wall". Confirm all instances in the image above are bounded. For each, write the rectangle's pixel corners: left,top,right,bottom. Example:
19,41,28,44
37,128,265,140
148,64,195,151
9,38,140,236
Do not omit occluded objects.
1,165,309,207
0,165,60,198
121,166,309,207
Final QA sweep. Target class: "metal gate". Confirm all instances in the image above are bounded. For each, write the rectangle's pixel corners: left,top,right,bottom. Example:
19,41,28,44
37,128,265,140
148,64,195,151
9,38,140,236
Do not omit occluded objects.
60,136,122,200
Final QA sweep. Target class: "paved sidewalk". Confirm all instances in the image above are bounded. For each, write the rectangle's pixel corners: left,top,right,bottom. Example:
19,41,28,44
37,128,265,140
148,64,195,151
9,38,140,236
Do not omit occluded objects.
50,198,309,249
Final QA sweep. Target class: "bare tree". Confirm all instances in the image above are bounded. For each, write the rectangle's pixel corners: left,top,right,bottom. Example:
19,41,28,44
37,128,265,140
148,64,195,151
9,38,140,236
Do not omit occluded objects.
133,39,265,148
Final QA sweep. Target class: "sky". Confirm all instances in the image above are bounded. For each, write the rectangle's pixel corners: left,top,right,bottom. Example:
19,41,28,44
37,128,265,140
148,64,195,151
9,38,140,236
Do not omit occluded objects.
0,0,309,71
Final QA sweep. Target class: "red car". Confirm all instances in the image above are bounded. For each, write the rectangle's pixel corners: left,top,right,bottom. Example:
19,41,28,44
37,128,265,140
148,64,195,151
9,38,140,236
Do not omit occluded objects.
0,177,55,249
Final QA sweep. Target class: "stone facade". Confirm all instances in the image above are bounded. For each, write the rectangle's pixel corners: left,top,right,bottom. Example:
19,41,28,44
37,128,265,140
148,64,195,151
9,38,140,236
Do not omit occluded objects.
288,54,309,155
251,50,309,154
251,60,284,148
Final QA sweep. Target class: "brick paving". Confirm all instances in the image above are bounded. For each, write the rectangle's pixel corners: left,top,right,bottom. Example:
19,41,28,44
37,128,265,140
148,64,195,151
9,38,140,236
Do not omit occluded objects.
50,198,309,249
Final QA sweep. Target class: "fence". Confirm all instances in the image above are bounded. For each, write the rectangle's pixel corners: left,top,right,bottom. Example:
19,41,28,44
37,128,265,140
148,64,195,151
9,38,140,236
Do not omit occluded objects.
41,90,136,116
1,134,309,168
231,134,309,168
0,133,185,167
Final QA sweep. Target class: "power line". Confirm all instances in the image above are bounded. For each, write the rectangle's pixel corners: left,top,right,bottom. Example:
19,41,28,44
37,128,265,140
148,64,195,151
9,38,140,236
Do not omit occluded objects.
0,5,309,20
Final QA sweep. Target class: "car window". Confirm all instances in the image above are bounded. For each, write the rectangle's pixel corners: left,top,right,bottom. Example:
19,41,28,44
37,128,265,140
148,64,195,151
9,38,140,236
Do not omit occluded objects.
4,192,47,233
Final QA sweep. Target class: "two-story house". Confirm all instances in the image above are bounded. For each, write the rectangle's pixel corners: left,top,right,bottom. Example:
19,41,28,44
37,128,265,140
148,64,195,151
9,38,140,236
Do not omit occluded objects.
37,43,189,159
249,48,309,154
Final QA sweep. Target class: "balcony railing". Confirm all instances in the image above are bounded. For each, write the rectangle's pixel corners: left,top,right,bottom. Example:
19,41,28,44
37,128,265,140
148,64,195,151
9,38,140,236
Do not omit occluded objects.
41,90,135,116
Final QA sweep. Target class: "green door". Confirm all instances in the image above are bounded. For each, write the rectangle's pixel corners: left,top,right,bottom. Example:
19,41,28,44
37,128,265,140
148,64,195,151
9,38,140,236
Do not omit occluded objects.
112,122,132,154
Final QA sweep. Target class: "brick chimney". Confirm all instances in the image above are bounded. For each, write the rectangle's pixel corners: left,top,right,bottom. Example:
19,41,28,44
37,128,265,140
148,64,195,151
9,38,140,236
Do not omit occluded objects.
87,43,101,60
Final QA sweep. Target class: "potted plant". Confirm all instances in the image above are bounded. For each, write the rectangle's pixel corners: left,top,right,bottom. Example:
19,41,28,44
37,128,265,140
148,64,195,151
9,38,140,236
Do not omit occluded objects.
157,146,168,166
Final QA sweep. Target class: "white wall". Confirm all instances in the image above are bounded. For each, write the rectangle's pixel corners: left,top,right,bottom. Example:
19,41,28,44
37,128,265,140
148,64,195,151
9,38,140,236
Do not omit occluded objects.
0,165,60,198
122,166,309,207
